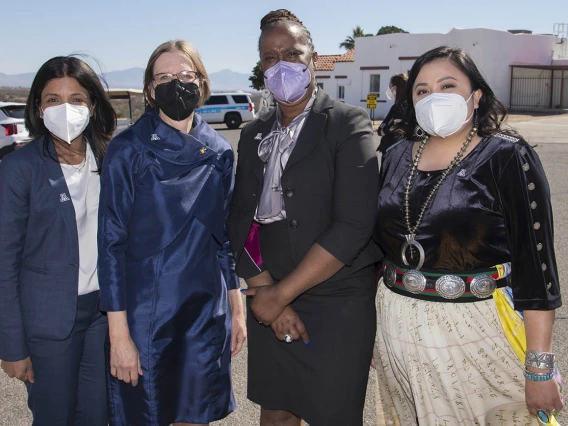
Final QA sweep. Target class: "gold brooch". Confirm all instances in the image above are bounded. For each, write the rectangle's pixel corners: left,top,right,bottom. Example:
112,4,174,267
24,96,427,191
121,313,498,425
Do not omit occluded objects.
199,147,207,155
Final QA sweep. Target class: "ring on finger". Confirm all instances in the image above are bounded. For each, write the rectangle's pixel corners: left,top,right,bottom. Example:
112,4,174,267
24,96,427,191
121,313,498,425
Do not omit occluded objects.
536,409,550,424
283,333,293,344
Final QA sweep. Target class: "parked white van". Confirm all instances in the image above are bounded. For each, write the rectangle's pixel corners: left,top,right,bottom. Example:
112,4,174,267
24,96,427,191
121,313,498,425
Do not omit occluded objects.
196,93,256,129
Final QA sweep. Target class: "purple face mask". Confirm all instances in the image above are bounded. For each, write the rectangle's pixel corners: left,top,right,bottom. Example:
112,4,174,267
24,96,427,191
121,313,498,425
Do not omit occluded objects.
264,60,312,104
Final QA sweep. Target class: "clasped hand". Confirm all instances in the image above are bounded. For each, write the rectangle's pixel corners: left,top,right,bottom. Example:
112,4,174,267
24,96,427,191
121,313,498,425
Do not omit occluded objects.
242,284,288,325
243,284,310,344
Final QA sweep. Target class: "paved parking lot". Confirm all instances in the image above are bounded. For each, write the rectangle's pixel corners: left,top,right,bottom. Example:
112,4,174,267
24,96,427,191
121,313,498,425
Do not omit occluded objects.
1,111,567,425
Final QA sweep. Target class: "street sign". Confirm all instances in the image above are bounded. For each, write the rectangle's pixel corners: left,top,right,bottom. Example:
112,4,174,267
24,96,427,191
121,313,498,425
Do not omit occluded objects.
367,93,377,109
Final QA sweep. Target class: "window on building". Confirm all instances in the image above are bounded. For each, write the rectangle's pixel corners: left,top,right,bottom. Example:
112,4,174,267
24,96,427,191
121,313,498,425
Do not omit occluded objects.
369,75,380,93
317,82,324,90
338,85,345,99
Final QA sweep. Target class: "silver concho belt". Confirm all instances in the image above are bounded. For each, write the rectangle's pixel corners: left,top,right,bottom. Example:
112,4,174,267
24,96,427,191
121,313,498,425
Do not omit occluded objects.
383,260,511,300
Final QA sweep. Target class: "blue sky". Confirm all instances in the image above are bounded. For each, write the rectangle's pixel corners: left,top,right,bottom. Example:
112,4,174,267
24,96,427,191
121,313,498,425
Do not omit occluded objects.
4,0,564,76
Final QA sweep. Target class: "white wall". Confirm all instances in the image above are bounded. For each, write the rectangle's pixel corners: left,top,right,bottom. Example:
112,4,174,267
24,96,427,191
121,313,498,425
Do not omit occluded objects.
315,28,559,118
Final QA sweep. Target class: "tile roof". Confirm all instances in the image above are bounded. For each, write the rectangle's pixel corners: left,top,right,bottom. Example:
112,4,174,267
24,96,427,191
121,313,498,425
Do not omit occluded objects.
316,49,355,71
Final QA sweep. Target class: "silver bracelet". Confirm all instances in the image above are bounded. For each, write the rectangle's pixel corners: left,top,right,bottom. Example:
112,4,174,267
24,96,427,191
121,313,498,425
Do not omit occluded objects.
525,350,555,370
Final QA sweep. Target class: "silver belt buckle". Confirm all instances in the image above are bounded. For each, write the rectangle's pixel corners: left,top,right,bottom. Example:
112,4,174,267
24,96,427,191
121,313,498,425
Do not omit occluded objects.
384,263,396,287
402,270,427,294
435,275,465,299
470,274,497,298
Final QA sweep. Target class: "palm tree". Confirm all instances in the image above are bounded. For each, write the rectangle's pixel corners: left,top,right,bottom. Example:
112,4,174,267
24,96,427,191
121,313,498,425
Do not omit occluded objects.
339,26,372,50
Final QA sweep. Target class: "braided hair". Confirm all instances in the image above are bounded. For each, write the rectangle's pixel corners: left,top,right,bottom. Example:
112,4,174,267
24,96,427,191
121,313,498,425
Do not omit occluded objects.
258,9,314,54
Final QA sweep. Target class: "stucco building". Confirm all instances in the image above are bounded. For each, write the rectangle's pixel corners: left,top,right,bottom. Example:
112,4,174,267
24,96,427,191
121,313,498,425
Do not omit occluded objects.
315,27,568,118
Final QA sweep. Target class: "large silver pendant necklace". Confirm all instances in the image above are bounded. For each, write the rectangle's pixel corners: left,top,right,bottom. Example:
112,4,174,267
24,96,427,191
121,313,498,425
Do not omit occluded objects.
401,126,477,292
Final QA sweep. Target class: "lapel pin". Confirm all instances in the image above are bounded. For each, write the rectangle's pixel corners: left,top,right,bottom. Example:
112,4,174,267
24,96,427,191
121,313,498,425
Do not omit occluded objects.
60,193,70,202
151,134,160,141
457,169,467,177
199,147,207,155
254,133,263,140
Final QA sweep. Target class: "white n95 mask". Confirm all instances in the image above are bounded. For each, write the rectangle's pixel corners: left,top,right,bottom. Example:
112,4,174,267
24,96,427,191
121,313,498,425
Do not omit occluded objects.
415,92,474,138
42,103,90,143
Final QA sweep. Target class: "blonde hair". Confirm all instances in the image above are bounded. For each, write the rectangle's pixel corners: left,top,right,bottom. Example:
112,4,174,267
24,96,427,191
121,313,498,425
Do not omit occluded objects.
143,39,211,107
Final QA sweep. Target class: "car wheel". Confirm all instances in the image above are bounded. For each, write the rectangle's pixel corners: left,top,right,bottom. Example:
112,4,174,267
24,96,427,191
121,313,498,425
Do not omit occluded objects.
225,113,242,130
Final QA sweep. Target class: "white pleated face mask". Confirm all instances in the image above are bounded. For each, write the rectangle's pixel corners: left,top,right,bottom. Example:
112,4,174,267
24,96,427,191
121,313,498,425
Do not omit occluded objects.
386,87,396,101
415,92,474,138
42,103,90,143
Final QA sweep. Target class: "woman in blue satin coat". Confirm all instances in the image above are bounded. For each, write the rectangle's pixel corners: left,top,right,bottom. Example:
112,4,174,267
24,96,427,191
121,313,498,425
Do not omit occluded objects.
97,40,246,426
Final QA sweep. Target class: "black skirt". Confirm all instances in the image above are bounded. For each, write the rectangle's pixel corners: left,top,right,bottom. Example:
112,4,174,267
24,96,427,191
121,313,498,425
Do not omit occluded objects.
246,220,377,426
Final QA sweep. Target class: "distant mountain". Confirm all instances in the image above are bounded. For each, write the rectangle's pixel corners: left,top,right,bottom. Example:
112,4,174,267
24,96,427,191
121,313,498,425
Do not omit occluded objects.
208,68,254,92
102,67,145,89
0,72,37,88
0,68,255,93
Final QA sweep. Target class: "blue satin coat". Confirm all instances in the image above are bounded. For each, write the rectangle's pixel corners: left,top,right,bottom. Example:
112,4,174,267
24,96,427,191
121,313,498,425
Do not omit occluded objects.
98,109,238,425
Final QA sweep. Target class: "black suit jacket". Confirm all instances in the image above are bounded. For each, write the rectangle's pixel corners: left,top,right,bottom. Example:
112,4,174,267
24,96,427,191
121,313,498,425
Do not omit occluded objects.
227,90,382,284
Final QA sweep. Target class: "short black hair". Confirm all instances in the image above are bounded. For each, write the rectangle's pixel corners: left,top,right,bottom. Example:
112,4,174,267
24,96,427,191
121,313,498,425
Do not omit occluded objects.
25,56,117,168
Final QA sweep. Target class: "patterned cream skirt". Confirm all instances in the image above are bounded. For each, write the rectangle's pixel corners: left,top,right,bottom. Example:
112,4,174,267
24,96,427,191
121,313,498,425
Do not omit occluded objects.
374,280,541,426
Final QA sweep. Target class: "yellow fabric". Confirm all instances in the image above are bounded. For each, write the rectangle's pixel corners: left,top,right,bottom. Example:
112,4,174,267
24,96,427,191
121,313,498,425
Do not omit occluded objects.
495,263,507,279
493,288,561,426
493,288,526,362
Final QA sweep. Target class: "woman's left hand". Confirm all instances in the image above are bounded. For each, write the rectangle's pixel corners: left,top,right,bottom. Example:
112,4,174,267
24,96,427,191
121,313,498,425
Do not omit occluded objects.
525,377,564,418
231,311,247,357
242,285,287,325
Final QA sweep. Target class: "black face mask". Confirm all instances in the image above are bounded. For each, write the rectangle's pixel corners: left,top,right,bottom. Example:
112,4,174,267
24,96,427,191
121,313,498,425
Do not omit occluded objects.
154,79,200,121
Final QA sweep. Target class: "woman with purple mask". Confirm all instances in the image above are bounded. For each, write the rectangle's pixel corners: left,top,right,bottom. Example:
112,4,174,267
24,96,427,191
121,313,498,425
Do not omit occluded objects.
227,9,381,426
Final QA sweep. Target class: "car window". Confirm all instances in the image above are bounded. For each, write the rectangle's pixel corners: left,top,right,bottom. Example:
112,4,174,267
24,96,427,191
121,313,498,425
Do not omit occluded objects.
1,105,25,119
231,95,249,104
205,96,229,105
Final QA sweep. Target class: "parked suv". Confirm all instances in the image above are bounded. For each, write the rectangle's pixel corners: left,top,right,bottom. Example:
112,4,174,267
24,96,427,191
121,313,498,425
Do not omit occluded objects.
196,93,256,129
0,102,31,159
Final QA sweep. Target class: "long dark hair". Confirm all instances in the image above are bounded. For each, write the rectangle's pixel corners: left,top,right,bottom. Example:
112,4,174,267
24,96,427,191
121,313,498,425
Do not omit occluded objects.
401,46,509,140
390,73,408,105
25,56,117,169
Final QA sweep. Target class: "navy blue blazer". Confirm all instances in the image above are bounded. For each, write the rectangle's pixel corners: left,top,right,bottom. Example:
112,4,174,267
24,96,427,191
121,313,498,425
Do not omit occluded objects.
0,136,85,361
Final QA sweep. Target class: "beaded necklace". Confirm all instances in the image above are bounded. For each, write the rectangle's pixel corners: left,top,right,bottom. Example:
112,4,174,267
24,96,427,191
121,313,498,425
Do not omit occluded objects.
401,125,478,270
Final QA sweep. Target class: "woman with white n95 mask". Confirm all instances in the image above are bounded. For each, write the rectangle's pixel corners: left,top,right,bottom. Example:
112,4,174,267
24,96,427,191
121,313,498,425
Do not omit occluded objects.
373,46,563,426
0,55,117,426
